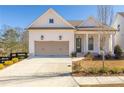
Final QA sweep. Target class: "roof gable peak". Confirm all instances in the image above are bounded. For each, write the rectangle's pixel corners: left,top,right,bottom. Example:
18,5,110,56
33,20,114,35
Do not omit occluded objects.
28,8,74,28
78,16,101,27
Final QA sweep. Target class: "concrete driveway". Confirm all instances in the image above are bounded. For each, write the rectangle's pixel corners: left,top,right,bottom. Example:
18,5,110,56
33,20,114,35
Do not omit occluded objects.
0,57,78,87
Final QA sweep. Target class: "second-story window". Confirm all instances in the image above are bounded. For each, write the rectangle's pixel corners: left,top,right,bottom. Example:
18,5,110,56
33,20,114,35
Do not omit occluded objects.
49,18,54,24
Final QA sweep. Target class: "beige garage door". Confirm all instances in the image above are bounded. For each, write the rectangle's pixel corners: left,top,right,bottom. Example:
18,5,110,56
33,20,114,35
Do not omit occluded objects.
35,41,69,56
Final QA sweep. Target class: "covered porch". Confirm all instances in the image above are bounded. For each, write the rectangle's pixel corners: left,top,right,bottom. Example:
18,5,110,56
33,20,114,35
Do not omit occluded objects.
75,31,115,55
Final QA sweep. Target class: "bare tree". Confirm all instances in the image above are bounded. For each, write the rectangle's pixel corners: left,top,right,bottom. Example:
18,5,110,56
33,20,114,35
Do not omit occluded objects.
97,5,114,68
97,5,113,25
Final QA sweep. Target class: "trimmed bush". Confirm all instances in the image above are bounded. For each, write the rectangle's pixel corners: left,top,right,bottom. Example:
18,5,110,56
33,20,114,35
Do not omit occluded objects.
12,58,19,63
0,64,5,69
105,52,113,60
4,61,13,66
114,45,122,59
94,54,102,60
71,52,77,57
84,52,94,60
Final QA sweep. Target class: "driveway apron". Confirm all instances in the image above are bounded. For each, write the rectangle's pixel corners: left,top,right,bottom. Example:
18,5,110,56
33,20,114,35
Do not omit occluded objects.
0,57,79,87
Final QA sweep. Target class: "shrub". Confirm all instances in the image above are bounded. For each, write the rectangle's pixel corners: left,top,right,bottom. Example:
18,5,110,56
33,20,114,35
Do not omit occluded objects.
12,58,19,63
73,61,82,72
0,64,4,69
71,52,77,57
94,54,102,60
84,52,94,60
121,68,124,73
4,61,13,66
114,45,122,59
98,67,109,73
87,67,99,74
105,52,112,60
110,67,122,74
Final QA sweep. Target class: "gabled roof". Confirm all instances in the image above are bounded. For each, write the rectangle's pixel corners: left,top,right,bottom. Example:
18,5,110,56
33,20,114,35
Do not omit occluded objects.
28,8,74,29
78,16,101,27
28,8,116,31
68,20,83,27
77,17,115,31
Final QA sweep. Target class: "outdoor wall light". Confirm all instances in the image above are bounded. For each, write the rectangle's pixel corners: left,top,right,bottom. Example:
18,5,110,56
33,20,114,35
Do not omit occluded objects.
41,35,44,40
59,35,62,40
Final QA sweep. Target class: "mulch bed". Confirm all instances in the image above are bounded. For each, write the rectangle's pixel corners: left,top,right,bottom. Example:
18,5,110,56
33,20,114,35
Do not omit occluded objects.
72,59,124,77
80,83,124,87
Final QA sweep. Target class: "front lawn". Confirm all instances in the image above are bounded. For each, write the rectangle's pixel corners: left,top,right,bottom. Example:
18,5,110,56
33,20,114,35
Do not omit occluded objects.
72,59,124,76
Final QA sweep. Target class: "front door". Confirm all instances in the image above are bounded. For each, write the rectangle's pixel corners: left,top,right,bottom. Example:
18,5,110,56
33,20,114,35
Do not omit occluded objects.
76,38,81,52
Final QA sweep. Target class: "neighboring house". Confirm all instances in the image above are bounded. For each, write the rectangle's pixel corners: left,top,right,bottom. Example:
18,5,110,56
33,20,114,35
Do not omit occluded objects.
27,8,116,56
112,12,124,52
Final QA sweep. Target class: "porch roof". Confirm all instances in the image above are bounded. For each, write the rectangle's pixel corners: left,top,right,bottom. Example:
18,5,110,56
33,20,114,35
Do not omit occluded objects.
68,17,116,32
76,25,116,31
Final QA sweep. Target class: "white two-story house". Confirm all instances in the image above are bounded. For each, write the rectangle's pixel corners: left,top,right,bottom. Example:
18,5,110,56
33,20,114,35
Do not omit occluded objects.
28,8,116,57
112,12,124,52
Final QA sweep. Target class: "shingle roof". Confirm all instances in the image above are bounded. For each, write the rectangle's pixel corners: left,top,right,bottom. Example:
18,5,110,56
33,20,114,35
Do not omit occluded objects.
68,20,83,27
28,20,116,31
28,27,74,29
76,17,116,31
27,8,116,31
77,26,116,31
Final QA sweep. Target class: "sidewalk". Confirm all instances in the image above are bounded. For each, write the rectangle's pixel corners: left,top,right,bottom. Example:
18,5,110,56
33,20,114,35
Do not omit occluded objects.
73,76,124,86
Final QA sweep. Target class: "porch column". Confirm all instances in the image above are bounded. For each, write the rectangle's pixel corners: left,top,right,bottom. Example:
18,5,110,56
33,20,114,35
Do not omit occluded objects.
112,34,115,54
109,34,113,53
86,34,88,53
98,34,100,54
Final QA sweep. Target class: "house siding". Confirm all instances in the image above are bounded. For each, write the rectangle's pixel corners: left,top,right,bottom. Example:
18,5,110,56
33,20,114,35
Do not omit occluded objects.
112,14,124,51
29,29,75,56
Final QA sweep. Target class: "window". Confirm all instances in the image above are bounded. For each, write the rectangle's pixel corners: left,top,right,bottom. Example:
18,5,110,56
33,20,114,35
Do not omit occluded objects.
59,35,62,40
41,35,44,40
117,24,120,31
88,37,94,50
49,18,54,23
